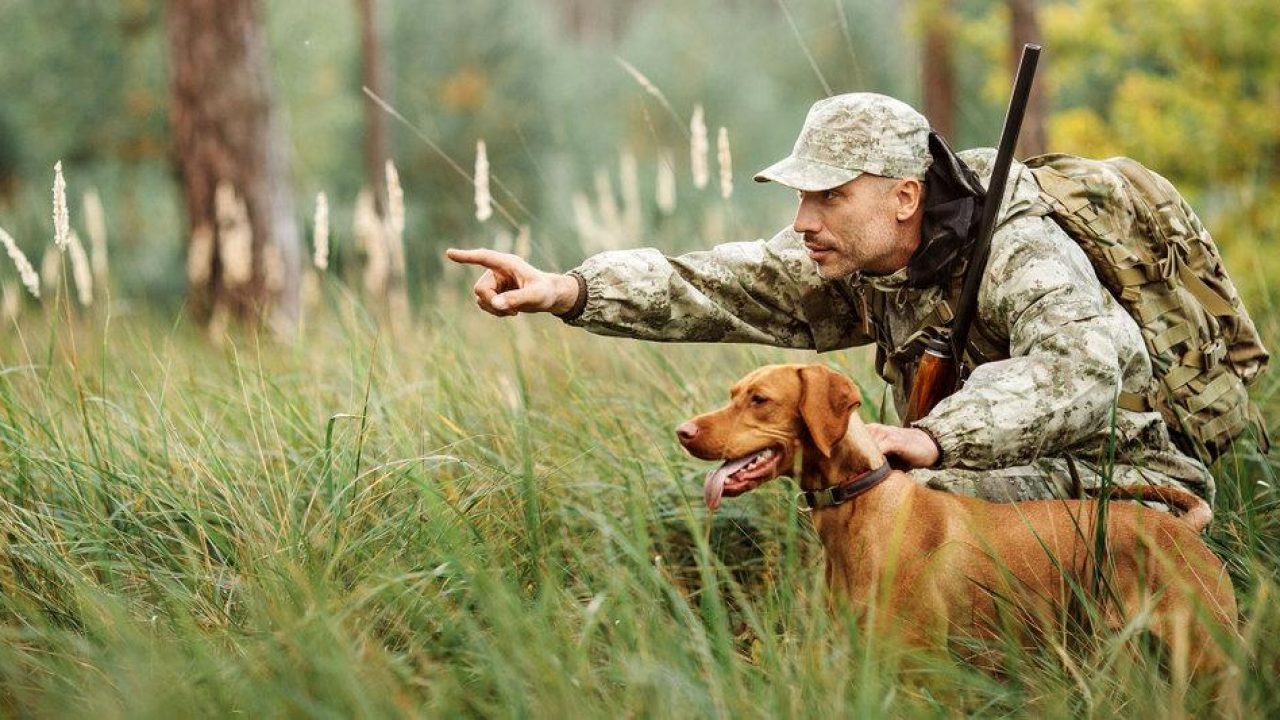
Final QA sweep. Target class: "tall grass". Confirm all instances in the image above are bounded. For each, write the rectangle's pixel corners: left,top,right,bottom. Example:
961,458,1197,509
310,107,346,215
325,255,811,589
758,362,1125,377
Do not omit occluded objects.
0,285,1277,717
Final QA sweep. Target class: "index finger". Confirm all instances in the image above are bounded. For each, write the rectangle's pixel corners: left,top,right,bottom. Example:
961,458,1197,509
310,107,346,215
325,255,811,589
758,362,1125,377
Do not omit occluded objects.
446,248,520,272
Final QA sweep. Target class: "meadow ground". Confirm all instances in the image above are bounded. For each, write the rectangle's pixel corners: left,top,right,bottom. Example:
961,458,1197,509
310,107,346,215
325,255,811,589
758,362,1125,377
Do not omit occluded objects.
0,284,1277,718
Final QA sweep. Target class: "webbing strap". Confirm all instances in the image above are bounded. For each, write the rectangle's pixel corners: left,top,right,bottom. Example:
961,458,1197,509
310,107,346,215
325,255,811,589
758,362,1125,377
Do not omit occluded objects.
1177,263,1237,317
1188,372,1238,414
1199,412,1243,443
1151,323,1194,355
1162,364,1200,391
1117,391,1150,413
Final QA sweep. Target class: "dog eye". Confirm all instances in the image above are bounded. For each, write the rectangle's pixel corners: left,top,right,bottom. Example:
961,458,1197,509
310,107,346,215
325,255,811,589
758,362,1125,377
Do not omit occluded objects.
750,394,769,406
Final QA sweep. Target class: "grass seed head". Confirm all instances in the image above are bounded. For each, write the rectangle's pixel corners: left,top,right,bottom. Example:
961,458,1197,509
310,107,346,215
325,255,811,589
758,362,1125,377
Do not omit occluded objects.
0,225,39,298
214,183,253,289
717,126,733,200
690,105,709,189
67,229,93,307
187,224,214,286
52,161,70,251
83,188,108,284
656,151,676,216
474,140,493,223
313,192,330,271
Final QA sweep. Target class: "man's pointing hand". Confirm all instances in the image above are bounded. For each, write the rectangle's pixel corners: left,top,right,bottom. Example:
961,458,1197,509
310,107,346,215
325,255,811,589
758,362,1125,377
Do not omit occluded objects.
445,248,581,317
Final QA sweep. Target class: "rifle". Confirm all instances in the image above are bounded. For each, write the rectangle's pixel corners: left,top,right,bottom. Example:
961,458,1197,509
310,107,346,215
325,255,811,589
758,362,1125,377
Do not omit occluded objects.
903,43,1042,424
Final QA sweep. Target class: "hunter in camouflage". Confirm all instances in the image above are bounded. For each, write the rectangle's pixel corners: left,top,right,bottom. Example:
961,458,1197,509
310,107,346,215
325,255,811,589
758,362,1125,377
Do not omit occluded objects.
447,92,1214,504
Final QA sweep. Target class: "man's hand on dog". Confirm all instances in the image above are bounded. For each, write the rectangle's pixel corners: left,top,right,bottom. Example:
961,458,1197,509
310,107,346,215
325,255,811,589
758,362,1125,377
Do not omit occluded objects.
446,248,579,317
866,424,940,469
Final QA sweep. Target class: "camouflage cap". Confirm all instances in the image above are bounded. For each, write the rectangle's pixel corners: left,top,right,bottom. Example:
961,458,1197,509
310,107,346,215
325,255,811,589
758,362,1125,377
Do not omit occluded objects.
754,93,933,191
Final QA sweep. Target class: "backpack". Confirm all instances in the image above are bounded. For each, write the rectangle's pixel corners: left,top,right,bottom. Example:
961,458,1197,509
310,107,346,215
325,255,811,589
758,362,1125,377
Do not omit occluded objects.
1024,154,1269,463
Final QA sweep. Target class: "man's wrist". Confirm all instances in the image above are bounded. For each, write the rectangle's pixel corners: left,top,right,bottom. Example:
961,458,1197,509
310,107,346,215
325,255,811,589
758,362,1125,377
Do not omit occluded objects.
551,272,587,319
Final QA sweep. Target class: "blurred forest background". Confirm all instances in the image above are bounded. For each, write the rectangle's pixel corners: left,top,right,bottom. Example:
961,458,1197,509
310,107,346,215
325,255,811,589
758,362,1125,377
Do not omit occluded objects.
0,0,1276,329
2,3,1280,714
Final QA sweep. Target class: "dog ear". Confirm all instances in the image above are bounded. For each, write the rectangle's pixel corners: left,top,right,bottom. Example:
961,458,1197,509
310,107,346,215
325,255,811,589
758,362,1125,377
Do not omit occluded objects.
798,365,861,457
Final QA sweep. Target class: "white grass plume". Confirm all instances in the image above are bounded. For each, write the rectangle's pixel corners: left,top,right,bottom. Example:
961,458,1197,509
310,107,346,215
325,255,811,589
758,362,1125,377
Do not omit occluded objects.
41,246,60,293
619,150,641,242
656,151,676,216
0,225,39,298
67,230,93,307
187,224,214,286
690,105,709,189
717,127,733,200
474,140,493,223
215,183,253,289
384,160,407,277
1,282,18,321
52,161,70,251
354,189,388,298
313,192,330,270
83,189,108,285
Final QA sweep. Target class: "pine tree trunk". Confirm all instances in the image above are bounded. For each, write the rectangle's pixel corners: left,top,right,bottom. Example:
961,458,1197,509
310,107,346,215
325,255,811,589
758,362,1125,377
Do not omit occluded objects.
920,0,956,141
358,0,389,211
166,0,300,333
1009,0,1049,157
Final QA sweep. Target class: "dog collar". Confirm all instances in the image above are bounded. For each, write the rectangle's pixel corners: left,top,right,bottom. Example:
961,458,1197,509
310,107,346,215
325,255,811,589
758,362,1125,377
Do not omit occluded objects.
802,462,893,510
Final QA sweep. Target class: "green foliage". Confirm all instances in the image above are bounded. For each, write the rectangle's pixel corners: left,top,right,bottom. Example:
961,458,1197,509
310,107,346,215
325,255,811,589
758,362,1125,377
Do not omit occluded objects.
0,290,1278,716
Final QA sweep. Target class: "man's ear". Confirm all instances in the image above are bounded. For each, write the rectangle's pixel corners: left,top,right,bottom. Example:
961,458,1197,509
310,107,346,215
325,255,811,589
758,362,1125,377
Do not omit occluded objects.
894,177,923,221
798,365,862,457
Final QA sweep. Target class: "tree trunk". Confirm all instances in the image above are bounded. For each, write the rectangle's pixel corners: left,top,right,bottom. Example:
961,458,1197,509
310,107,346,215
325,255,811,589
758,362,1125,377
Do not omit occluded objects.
166,0,300,333
920,0,956,141
1009,0,1048,157
358,0,388,211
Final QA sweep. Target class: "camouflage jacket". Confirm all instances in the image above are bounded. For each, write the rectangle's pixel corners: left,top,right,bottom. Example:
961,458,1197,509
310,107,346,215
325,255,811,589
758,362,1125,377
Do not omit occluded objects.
564,150,1211,490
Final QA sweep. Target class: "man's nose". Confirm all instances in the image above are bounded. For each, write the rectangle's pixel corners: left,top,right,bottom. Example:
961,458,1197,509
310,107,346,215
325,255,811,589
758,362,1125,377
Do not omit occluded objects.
792,197,820,235
675,421,700,445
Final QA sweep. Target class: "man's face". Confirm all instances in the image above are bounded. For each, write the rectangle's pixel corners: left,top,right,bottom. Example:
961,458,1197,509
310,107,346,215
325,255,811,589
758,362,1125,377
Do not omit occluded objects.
791,174,918,279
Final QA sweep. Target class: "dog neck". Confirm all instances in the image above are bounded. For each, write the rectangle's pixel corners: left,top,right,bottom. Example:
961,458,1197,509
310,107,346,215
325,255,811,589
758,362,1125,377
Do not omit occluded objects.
800,415,888,492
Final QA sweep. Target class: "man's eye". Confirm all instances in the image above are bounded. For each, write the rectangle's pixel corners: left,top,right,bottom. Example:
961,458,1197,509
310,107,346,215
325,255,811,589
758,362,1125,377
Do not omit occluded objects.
824,190,840,201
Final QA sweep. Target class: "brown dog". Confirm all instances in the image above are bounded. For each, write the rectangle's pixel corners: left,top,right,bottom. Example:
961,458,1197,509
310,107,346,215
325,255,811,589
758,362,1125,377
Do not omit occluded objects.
676,363,1238,677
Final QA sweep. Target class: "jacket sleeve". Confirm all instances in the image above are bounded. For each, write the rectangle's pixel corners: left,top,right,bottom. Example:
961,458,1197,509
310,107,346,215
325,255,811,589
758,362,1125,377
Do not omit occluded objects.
913,216,1153,469
564,228,871,351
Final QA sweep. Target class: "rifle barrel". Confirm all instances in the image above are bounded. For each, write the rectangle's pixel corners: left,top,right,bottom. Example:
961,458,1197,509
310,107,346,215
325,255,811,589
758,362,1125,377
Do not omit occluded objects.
947,44,1042,383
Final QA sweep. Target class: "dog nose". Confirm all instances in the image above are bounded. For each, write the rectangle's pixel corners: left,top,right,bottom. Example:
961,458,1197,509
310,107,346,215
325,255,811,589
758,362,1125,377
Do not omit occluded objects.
675,421,700,444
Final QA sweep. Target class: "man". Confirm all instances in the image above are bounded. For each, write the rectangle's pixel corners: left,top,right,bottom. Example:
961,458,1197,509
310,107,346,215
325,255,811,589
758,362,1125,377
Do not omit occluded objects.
447,93,1213,504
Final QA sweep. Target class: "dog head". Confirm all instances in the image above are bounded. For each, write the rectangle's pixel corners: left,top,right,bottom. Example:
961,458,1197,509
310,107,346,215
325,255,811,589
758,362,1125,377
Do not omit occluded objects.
675,364,866,509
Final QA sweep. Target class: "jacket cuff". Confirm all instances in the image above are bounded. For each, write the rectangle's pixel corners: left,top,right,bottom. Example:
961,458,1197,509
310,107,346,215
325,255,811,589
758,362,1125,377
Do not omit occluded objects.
911,418,954,469
553,271,588,322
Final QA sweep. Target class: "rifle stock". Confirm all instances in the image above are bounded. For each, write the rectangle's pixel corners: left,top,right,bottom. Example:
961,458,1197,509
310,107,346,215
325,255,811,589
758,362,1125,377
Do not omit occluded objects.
902,43,1041,425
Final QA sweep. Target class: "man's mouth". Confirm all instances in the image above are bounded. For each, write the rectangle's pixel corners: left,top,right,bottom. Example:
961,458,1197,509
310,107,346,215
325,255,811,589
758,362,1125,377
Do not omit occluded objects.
804,241,833,260
703,447,781,510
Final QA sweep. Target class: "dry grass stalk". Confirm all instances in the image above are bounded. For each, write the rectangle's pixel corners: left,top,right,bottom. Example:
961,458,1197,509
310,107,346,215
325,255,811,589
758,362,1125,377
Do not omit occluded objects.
614,57,683,129
187,224,215,286
0,225,39,298
52,161,70,251
83,189,108,285
690,105,709,189
1,282,18,322
717,127,733,200
619,150,641,242
474,140,493,222
215,183,253,289
67,230,93,307
354,189,388,299
656,151,676,216
313,192,330,270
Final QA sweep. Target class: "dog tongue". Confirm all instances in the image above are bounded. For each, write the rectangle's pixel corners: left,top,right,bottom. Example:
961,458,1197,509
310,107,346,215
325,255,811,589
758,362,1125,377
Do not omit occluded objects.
704,455,757,511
